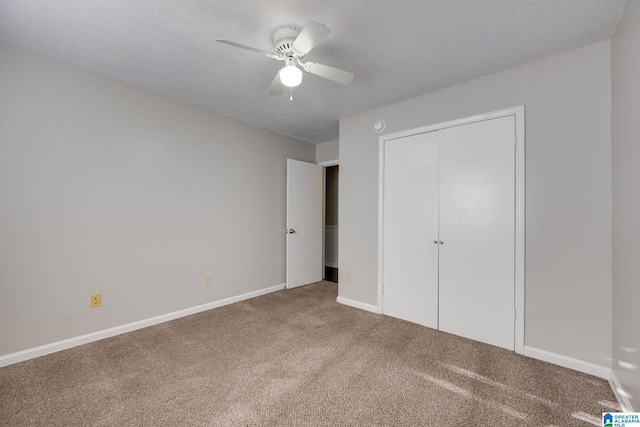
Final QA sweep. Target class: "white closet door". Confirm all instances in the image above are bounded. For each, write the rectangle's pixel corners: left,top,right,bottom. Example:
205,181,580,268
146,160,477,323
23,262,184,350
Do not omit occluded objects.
382,132,440,328
438,116,515,350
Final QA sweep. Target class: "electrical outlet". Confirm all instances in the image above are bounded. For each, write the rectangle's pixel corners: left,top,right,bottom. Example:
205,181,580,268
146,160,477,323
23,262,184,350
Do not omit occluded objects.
90,294,101,308
203,274,210,286
346,273,352,282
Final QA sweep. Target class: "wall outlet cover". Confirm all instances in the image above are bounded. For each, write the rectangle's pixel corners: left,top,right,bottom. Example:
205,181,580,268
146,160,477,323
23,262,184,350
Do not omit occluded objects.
90,294,101,308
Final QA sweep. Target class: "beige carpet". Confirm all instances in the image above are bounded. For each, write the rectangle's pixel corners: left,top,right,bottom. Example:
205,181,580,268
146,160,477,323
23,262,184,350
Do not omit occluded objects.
0,281,619,426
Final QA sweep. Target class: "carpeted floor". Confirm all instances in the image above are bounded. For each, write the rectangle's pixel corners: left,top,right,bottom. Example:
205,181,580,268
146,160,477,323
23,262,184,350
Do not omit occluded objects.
0,281,620,426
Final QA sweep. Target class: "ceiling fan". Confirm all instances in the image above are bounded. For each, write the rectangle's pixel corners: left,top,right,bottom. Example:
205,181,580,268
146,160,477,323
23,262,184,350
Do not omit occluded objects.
216,20,354,98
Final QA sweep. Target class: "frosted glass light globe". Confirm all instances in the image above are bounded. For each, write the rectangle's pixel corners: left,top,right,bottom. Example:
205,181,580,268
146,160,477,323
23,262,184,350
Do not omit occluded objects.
280,65,302,87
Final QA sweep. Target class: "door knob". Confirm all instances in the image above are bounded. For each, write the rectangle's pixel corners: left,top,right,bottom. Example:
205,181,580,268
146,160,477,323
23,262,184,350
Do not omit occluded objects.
285,229,296,234
433,240,438,244
439,241,444,244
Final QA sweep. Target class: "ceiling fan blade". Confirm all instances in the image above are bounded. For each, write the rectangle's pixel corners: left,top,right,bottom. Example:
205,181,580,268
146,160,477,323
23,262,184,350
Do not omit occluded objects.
302,62,354,84
292,20,330,55
216,38,279,59
267,72,285,96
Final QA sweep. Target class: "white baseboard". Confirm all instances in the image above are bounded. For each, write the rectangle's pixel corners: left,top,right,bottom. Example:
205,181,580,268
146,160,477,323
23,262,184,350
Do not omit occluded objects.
0,283,286,368
523,346,610,379
336,296,381,314
609,369,635,412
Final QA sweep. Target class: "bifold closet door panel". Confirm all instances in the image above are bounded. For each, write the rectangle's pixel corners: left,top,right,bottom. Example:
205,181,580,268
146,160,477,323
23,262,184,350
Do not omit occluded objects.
438,116,516,350
382,132,439,328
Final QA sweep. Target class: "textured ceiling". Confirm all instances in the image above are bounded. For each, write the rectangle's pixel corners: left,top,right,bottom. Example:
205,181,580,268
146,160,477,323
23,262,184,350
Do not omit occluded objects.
0,0,626,144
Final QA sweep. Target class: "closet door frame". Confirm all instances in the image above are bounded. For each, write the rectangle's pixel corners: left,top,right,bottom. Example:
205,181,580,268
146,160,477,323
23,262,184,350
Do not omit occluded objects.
377,106,525,354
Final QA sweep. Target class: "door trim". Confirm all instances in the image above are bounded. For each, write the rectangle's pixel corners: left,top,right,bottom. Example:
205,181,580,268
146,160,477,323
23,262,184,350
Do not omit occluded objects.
377,106,525,354
318,159,339,167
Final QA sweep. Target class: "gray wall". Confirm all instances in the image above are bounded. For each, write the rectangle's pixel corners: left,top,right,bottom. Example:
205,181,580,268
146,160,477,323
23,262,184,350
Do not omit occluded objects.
0,41,314,357
339,41,612,368
316,139,339,164
612,0,640,411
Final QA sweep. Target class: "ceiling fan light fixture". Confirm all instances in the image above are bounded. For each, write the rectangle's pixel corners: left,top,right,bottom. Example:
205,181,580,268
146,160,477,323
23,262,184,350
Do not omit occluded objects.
280,59,302,87
217,20,353,97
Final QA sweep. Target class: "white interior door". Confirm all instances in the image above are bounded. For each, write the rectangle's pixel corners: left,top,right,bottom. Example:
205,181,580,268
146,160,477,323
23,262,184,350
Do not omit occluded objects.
286,159,323,289
438,116,515,350
382,133,440,328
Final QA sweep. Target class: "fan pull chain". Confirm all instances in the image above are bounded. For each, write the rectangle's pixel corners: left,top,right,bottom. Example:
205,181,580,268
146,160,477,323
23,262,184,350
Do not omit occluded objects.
290,86,293,101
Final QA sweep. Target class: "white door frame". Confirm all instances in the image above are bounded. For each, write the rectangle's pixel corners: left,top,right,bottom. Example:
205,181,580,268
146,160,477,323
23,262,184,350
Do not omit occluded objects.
377,106,525,354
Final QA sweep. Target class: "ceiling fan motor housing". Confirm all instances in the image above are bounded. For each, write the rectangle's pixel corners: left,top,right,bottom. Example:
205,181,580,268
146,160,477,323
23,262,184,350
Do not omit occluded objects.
273,26,301,56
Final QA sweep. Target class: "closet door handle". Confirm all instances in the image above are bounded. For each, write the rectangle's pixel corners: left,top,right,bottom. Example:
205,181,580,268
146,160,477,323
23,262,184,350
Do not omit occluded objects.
439,241,444,244
433,240,438,244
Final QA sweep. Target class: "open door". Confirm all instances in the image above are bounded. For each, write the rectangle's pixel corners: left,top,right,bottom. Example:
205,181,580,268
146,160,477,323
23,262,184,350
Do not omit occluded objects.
286,159,323,289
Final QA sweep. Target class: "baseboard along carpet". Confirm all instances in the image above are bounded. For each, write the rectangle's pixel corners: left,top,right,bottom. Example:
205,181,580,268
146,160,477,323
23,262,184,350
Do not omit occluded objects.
0,281,619,426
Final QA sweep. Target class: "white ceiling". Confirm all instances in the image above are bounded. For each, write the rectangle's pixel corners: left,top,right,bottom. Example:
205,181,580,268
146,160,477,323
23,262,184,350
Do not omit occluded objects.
0,0,626,144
